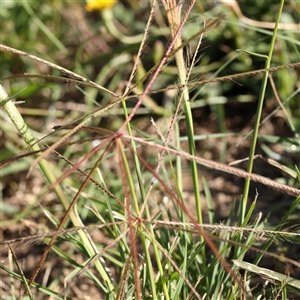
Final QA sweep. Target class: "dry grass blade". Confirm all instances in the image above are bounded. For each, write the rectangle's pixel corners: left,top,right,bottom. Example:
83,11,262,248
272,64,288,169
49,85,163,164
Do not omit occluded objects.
223,0,300,30
125,135,300,197
0,44,118,97
150,62,300,95
1,74,119,96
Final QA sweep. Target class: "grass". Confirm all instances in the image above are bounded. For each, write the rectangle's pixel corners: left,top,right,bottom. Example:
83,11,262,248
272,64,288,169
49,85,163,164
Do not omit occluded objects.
1,0,300,299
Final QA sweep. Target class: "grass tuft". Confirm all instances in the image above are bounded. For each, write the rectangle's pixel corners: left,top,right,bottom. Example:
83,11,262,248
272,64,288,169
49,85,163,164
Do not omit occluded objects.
1,1,300,299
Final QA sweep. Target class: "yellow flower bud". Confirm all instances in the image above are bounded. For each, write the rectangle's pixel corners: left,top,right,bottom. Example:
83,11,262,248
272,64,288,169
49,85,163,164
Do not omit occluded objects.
85,0,117,12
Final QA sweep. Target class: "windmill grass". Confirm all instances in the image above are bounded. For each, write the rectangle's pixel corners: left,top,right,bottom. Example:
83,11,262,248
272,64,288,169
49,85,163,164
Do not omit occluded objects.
1,1,300,299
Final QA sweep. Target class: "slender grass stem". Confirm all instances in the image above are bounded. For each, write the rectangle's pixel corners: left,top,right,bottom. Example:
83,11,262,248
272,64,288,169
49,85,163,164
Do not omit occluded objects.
240,0,285,222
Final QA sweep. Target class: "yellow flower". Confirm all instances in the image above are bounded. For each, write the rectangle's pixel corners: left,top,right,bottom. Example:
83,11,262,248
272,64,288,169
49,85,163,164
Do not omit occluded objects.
85,0,117,12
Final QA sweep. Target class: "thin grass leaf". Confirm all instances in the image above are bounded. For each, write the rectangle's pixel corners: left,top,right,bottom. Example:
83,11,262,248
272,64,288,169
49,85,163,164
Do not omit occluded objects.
233,260,300,294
